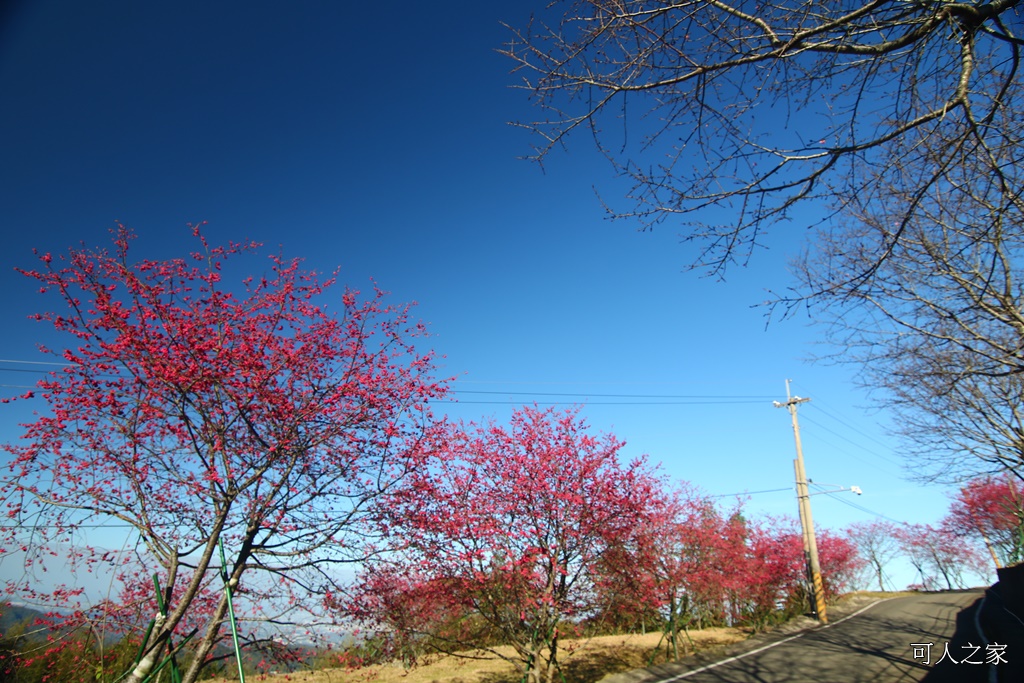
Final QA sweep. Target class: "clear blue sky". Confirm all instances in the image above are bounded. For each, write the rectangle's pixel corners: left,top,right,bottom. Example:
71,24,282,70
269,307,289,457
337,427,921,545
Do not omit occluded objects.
0,1,980,590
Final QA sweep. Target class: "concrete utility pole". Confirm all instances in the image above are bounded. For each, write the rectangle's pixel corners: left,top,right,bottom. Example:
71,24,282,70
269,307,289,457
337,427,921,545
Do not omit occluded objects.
773,380,828,624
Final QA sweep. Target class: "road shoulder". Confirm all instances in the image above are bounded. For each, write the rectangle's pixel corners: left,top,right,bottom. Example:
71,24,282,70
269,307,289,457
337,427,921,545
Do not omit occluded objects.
598,593,895,683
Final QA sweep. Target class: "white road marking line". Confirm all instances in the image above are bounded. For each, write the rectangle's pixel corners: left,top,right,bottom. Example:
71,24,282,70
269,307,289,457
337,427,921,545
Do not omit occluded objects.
661,598,894,681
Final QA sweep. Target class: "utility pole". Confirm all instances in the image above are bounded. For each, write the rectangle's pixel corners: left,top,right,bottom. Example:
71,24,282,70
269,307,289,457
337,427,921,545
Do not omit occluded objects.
773,380,828,624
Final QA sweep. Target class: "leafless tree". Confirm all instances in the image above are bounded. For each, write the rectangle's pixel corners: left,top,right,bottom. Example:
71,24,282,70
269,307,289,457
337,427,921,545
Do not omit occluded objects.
846,520,902,591
506,1,1024,481
897,523,989,589
794,113,1024,482
505,0,1024,284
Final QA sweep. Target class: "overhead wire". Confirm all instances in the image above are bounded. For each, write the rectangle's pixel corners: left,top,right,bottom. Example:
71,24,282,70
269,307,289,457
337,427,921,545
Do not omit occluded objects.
450,390,776,399
710,487,792,498
798,414,905,475
442,388,775,405
4,361,915,520
786,383,905,469
0,359,70,367
0,360,778,405
808,401,893,451
441,399,772,405
810,483,908,526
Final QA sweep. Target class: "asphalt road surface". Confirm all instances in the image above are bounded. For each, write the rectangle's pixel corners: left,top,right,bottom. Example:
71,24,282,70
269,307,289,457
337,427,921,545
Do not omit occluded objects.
609,590,999,683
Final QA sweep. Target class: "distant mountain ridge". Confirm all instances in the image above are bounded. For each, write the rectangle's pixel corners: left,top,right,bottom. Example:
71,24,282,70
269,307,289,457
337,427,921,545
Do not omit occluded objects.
0,603,50,641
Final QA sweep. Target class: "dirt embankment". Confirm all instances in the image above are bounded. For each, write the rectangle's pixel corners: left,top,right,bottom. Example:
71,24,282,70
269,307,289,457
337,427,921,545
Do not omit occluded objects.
212,593,903,683
221,629,743,683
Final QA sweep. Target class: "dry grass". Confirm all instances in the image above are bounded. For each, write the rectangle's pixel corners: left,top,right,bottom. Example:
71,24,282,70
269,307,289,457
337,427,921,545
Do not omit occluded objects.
223,629,748,683
207,592,909,683
841,590,918,600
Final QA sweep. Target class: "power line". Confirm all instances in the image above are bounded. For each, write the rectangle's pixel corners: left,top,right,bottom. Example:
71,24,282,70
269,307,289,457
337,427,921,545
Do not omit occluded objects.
0,359,71,367
441,399,770,406
450,390,776,399
786,385,902,465
454,379,768,387
0,363,777,403
807,402,893,451
710,487,792,498
800,413,904,468
810,484,907,525
796,423,905,479
0,521,162,534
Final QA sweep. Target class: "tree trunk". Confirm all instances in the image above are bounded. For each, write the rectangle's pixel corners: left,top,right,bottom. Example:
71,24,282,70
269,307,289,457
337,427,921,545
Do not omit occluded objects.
668,595,678,661
547,630,559,683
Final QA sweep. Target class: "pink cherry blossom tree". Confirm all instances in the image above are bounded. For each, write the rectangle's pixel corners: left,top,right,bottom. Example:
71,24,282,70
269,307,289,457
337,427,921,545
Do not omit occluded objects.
946,474,1024,569
600,487,745,653
599,494,862,643
352,406,662,683
815,529,864,601
1,225,446,683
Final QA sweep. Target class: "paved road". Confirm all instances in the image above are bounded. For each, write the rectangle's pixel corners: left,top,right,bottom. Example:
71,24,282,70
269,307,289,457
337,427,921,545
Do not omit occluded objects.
609,591,989,683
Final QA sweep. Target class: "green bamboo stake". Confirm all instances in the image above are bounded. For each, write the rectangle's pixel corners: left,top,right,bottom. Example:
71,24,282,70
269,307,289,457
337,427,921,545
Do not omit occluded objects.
112,618,152,683
132,618,156,668
139,630,198,683
219,539,246,683
114,629,196,683
646,628,668,666
152,574,183,683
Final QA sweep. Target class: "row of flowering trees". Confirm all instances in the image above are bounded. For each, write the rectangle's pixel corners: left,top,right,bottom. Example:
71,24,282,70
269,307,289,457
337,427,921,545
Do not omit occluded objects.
345,407,862,683
844,475,1022,593
0,228,882,682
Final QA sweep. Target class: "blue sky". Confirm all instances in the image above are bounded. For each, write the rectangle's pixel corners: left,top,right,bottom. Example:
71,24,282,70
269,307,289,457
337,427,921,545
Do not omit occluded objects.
0,1,980,590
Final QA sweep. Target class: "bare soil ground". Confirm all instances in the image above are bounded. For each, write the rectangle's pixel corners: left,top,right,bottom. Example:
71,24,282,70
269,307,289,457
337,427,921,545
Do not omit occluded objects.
230,629,746,683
